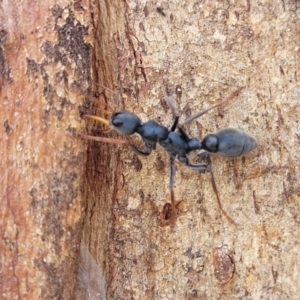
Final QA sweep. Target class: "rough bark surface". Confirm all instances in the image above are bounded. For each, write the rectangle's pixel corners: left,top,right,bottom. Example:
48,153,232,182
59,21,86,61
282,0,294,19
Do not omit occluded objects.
1,1,92,299
81,1,300,300
2,0,300,299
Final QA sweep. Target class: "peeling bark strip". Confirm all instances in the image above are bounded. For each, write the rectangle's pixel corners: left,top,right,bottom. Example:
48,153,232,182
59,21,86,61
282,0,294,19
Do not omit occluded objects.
1,2,91,299
77,242,106,300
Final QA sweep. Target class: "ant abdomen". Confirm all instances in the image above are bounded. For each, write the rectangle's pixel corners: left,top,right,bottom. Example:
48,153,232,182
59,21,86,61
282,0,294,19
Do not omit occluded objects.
202,128,258,157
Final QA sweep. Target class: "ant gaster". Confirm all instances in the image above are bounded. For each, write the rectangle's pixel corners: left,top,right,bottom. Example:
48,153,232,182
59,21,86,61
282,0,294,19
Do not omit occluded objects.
81,79,257,225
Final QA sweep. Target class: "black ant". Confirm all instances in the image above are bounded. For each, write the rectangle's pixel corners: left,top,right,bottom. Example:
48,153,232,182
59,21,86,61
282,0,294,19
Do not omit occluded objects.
80,78,257,225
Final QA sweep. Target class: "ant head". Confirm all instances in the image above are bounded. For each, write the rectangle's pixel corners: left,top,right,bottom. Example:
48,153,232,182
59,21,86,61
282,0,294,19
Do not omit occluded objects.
83,82,142,136
110,110,141,135
202,134,219,153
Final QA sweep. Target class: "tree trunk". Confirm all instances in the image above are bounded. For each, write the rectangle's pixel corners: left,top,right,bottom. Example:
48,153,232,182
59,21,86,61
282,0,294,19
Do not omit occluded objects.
2,0,300,299
1,1,92,299
81,1,300,299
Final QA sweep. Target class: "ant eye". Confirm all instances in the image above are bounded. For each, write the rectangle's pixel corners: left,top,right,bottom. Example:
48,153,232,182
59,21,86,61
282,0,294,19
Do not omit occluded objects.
112,117,123,127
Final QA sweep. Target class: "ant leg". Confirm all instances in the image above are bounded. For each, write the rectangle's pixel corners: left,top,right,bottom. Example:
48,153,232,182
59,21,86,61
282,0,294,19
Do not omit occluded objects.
208,165,237,226
180,88,242,127
160,76,182,120
177,155,208,172
161,154,178,224
130,145,150,156
129,138,156,156
176,127,202,152
177,127,191,143
169,85,182,132
170,116,179,132
162,84,181,132
178,152,236,225
197,152,237,226
169,154,176,205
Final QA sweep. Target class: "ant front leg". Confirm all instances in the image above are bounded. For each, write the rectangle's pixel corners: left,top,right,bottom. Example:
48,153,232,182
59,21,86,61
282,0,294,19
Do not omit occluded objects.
160,76,181,131
169,153,176,206
169,85,182,132
130,138,156,156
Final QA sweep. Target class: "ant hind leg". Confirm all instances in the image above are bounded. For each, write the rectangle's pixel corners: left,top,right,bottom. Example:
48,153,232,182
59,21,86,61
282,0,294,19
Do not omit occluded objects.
197,152,237,226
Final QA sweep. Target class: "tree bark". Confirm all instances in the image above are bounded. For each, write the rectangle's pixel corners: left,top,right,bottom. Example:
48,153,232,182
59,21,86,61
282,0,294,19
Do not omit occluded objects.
1,1,92,299
2,0,300,299
81,1,300,299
